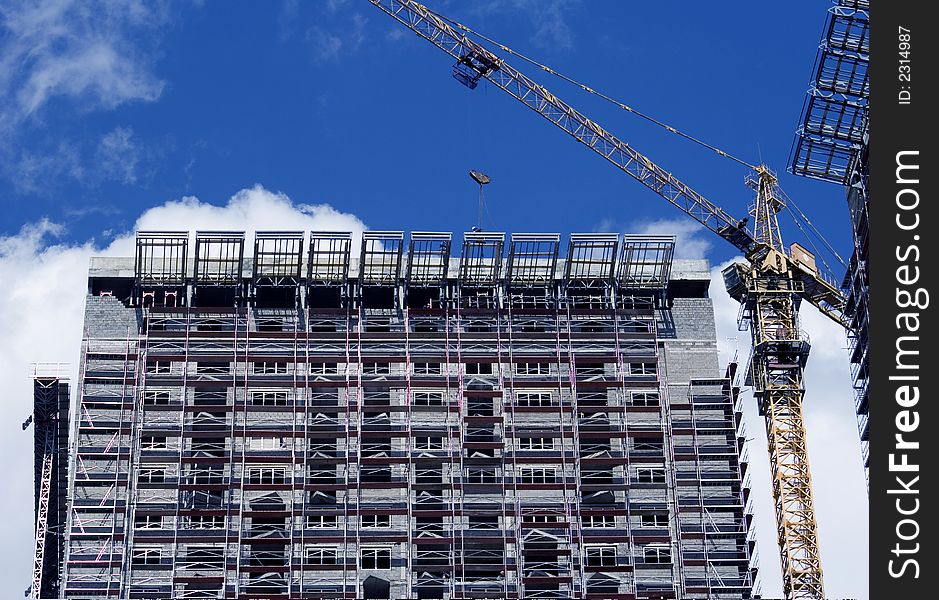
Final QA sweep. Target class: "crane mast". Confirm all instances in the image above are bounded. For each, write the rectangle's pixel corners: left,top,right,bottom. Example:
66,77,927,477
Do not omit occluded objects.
724,171,824,599
369,2,844,598
29,375,68,600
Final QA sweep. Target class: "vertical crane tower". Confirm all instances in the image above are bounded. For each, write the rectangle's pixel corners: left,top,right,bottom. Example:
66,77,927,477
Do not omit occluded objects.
368,2,853,598
28,366,70,600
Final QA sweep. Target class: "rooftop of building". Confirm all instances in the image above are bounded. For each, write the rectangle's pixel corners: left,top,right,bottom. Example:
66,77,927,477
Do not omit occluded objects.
87,230,711,281
86,230,712,307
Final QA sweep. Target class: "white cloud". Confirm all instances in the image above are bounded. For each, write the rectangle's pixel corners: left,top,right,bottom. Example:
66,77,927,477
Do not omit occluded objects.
0,0,167,127
710,259,868,600
305,26,346,63
303,11,367,64
5,125,160,193
0,0,171,193
385,26,407,43
96,126,141,185
599,216,713,260
325,0,348,13
634,217,712,259
0,186,366,592
5,141,86,193
463,0,581,49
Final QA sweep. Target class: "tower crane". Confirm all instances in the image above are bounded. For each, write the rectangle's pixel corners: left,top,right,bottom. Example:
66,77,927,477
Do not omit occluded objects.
369,2,852,599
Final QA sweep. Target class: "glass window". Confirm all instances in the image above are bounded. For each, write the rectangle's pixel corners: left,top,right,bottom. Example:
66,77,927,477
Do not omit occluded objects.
464,467,497,484
305,514,338,529
248,437,285,451
361,514,391,528
251,390,289,406
413,391,444,406
464,362,493,375
643,545,672,564
640,514,669,528
635,466,666,484
306,546,340,565
361,547,392,569
414,436,444,450
628,362,657,376
630,392,660,406
413,362,441,375
515,362,551,375
138,467,166,484
143,390,171,405
134,514,164,529
246,466,287,485
518,437,553,450
518,467,556,484
362,362,391,375
189,466,224,484
146,361,171,374
584,515,616,528
585,545,617,567
309,362,340,375
516,392,553,406
187,514,225,529
253,361,287,374
522,514,561,525
141,435,166,449
131,547,162,566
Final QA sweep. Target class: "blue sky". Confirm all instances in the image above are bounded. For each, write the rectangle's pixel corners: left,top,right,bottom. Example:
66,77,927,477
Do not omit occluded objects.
0,0,850,266
0,1,868,598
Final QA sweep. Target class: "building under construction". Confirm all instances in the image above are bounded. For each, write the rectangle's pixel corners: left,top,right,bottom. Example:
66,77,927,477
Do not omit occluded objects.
790,0,869,476
52,229,757,599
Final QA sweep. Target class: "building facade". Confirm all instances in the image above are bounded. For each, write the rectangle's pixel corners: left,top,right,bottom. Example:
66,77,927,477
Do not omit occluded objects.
61,230,756,599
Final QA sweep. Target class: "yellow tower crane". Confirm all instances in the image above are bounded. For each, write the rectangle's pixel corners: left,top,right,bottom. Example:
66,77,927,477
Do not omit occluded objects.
369,2,853,598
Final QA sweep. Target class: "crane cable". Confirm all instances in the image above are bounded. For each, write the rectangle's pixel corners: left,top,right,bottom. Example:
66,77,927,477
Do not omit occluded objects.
779,185,848,281
434,9,761,171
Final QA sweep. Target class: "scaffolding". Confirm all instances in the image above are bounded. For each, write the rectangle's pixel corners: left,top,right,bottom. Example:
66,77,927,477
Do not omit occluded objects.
407,233,452,287
789,0,869,184
61,230,755,599
618,236,675,291
135,231,189,308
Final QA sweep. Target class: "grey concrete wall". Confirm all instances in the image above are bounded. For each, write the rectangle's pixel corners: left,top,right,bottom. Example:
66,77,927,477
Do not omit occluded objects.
82,296,141,339
660,297,721,391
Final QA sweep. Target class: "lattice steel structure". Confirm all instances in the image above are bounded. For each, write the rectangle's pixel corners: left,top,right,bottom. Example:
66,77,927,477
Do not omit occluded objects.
58,230,756,600
30,367,71,600
790,0,870,478
790,0,869,185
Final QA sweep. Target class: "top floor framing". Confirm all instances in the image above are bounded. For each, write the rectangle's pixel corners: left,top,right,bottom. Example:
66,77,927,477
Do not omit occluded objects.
87,231,706,312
